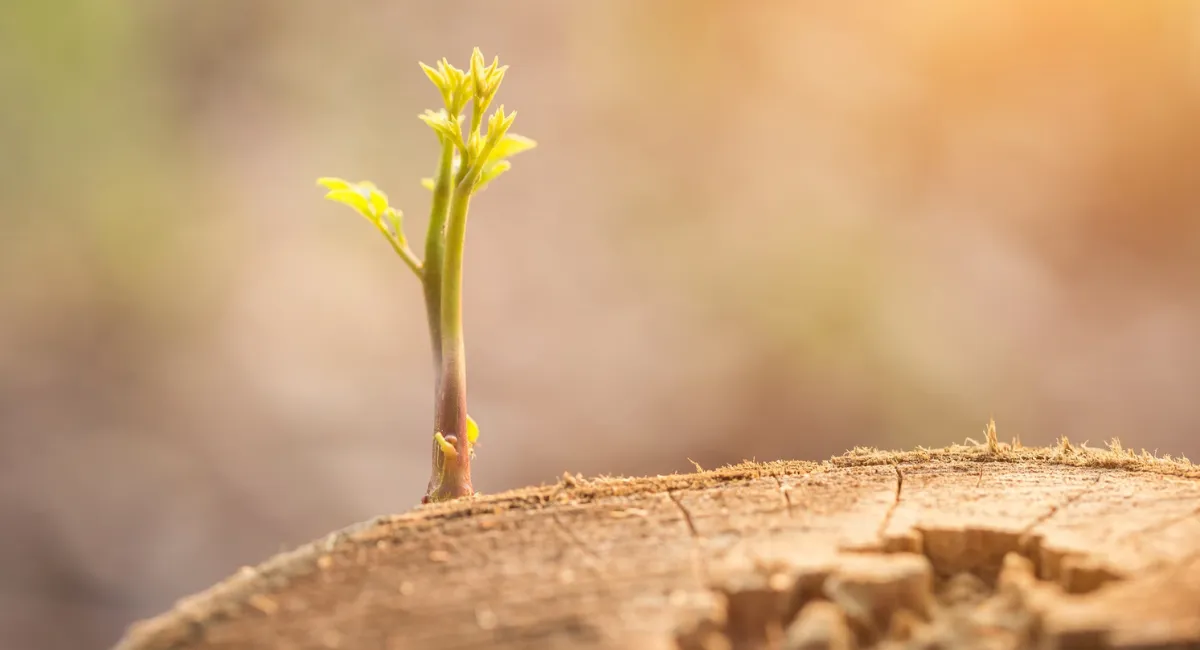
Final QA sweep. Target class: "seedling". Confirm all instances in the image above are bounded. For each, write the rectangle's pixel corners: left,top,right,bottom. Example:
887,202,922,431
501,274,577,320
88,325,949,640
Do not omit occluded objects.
316,49,535,502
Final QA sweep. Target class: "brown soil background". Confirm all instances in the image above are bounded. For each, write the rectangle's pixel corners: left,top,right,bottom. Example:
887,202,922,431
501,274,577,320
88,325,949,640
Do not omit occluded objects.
115,444,1200,650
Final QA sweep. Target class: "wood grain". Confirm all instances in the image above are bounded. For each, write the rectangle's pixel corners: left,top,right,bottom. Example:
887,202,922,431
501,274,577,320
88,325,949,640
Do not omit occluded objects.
115,445,1200,650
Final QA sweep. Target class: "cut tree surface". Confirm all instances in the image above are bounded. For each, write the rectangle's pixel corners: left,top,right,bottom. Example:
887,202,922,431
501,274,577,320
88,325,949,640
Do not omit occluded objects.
116,445,1200,650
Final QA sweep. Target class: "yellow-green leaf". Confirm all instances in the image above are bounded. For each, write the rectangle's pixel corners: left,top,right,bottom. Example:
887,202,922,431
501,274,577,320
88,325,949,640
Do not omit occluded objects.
470,48,488,98
475,160,511,192
418,61,448,92
317,177,353,192
323,188,372,219
434,432,457,459
363,185,388,217
383,207,403,239
466,414,480,445
486,133,536,163
487,65,508,91
420,177,435,191
418,109,463,145
318,178,395,222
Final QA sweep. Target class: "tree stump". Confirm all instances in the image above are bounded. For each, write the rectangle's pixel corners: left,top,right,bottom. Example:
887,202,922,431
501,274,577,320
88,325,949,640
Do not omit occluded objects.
115,445,1200,650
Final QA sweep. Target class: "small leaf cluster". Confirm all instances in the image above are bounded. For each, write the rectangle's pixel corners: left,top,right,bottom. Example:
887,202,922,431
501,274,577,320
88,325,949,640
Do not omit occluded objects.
417,50,536,193
316,48,535,279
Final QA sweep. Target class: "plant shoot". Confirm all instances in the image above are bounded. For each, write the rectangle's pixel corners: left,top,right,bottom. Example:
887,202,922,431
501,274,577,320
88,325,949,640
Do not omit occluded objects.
316,48,535,503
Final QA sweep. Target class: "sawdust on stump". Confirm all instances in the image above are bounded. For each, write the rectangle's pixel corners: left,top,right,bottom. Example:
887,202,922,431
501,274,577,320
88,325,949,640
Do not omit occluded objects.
116,444,1200,650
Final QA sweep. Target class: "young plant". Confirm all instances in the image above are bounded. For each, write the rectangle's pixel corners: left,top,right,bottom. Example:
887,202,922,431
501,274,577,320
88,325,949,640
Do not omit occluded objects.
316,49,535,503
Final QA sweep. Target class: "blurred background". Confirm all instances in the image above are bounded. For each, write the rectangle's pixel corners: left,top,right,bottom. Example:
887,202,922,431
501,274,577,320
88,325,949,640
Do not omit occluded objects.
2,0,1199,647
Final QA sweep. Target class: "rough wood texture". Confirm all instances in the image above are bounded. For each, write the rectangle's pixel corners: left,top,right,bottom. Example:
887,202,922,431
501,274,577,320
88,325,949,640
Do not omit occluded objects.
115,445,1200,650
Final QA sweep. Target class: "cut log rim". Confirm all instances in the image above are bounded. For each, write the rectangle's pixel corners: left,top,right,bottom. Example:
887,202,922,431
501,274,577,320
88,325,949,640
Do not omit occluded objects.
113,442,1198,650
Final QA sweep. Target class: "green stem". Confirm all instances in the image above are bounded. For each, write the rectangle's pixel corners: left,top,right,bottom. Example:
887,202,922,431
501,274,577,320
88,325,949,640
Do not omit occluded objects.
421,103,508,502
386,236,424,279
423,139,455,374
425,174,476,502
422,139,456,502
469,100,485,147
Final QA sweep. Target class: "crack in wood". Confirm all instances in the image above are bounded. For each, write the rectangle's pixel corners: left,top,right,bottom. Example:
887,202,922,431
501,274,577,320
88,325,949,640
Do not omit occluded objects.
666,490,711,586
549,513,602,563
1137,492,1200,505
667,490,701,539
877,465,904,538
772,476,795,518
1019,474,1103,537
544,513,619,601
1121,503,1200,540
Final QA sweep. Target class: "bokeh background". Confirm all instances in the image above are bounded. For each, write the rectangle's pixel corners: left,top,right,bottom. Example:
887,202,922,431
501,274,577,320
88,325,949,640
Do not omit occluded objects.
3,1,1199,647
